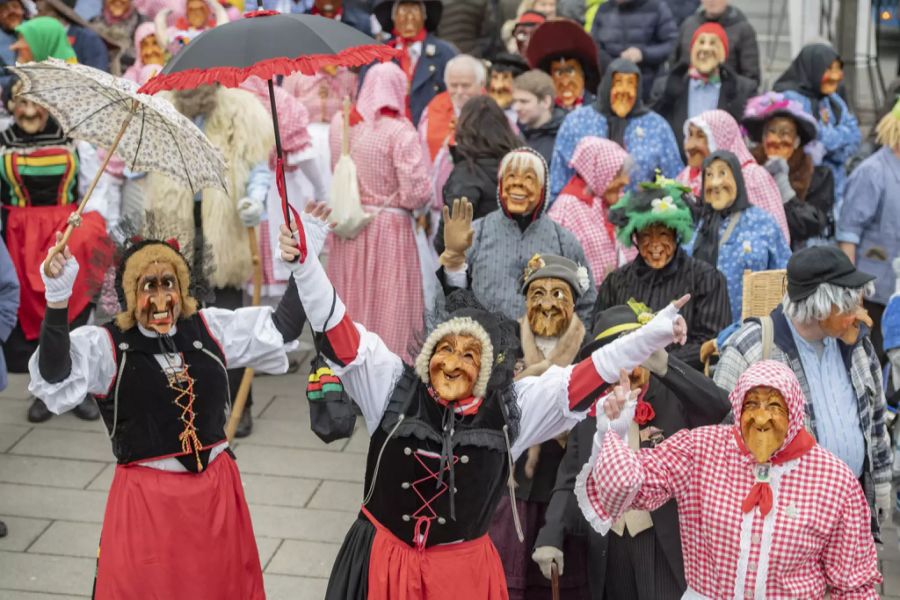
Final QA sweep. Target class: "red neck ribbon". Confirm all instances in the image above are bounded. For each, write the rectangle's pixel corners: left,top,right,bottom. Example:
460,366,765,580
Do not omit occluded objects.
392,28,427,81
734,427,815,518
428,387,483,416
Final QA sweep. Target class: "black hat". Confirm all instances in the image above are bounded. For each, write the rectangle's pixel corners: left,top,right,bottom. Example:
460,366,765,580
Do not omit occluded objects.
577,301,653,361
786,245,876,301
489,52,529,76
374,0,443,33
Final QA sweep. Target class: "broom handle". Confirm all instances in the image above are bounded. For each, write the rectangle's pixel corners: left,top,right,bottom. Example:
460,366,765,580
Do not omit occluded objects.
42,108,135,276
341,95,350,157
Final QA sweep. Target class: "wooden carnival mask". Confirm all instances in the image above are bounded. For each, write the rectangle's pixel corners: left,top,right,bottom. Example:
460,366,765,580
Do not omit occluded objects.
763,116,799,161
11,92,49,135
117,244,197,333
140,33,166,66
106,0,131,19
690,32,725,75
500,160,542,216
703,158,737,211
635,224,677,270
429,334,483,401
526,277,575,337
820,60,843,96
489,70,515,110
740,386,789,464
610,72,638,118
0,0,23,33
602,167,630,207
550,58,585,109
185,0,210,28
314,0,341,18
684,123,710,169
394,1,425,39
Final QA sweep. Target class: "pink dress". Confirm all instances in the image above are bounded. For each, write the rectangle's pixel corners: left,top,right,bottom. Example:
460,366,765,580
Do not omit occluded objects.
548,137,636,284
679,109,790,244
326,63,431,361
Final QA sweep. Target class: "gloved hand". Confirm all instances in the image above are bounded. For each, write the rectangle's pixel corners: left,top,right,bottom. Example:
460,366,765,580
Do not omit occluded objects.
875,482,893,526
440,197,474,270
300,201,333,258
642,348,668,376
237,196,264,227
40,232,80,303
596,369,638,441
531,546,564,580
764,158,795,204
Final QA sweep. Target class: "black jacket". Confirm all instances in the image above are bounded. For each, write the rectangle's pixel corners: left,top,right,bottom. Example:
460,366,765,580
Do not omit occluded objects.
533,354,731,600
593,248,732,371
436,0,500,58
671,6,761,84
434,151,503,254
590,0,679,100
651,61,757,157
520,107,566,167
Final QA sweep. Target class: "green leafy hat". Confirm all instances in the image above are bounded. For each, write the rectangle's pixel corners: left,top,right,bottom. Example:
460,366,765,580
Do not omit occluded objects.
608,174,695,248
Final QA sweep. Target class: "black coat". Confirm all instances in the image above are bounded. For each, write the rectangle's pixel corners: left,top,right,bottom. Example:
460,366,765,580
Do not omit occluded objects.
436,0,500,58
434,151,503,254
592,248,732,371
520,107,566,167
671,6,761,84
651,61,757,158
590,0,679,100
533,355,731,600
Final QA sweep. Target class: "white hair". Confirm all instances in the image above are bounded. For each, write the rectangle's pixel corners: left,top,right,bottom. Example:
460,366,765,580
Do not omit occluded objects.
499,149,547,188
444,54,487,87
782,281,875,324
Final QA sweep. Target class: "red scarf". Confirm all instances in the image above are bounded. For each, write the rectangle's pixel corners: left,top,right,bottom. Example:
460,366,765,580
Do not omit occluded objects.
734,427,816,517
560,174,617,244
310,5,342,18
425,91,456,160
392,28,427,82
428,387,483,416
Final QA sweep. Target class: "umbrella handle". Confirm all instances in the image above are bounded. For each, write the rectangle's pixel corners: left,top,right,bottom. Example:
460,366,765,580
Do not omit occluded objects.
42,112,134,277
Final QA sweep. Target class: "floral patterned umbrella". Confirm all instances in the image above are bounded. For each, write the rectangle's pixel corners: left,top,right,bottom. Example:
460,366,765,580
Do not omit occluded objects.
8,59,227,271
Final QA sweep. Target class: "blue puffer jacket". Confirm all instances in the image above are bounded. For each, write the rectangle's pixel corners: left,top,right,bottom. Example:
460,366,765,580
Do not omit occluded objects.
591,0,678,100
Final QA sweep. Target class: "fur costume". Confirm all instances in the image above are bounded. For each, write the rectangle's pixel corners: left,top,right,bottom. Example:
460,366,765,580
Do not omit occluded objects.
144,87,274,289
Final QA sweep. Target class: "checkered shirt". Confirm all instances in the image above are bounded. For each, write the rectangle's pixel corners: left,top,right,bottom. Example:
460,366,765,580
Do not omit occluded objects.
580,425,881,598
715,317,892,487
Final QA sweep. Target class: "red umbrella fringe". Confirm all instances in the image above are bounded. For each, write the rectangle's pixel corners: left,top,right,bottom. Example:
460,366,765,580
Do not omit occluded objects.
138,45,399,94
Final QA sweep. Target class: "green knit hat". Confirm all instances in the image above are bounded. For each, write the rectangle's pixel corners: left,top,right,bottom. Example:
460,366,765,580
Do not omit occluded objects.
16,17,77,63
608,175,694,248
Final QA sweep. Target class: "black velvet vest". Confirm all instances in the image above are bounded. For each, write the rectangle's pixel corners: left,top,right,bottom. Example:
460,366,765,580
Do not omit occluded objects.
361,366,513,548
98,314,230,472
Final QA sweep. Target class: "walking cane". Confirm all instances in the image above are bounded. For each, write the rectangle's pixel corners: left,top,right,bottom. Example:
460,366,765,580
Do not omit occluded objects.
551,561,560,600
225,227,262,441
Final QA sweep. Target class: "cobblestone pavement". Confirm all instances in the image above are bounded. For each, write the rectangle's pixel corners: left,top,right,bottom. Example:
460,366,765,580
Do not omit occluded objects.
1,365,899,598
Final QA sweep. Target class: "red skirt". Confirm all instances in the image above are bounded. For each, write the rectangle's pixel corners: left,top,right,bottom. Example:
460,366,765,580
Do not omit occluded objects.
94,452,265,600
4,204,112,339
363,506,509,600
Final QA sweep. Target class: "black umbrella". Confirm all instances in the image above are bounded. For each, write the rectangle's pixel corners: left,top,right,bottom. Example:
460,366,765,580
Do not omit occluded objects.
138,10,397,262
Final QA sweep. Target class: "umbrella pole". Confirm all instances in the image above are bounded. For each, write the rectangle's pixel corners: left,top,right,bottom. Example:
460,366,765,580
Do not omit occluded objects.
43,109,135,276
225,227,263,441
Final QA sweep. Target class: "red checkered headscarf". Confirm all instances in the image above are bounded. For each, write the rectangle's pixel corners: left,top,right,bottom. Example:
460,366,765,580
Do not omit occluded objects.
355,62,409,123
729,360,806,460
691,22,729,60
569,137,630,198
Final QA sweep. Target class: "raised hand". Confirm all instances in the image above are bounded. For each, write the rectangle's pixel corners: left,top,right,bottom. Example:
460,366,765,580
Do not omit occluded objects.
279,223,302,263
41,231,79,305
442,197,474,256
301,201,334,258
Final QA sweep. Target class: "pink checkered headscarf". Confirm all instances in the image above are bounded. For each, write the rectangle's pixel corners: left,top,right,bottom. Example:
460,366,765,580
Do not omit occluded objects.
568,136,630,195
356,62,408,123
729,360,807,457
684,109,754,166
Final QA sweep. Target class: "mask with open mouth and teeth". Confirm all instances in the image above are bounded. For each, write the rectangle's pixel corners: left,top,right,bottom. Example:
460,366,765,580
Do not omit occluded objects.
498,148,547,218
115,240,197,334
525,277,574,337
635,223,676,270
428,334,483,401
